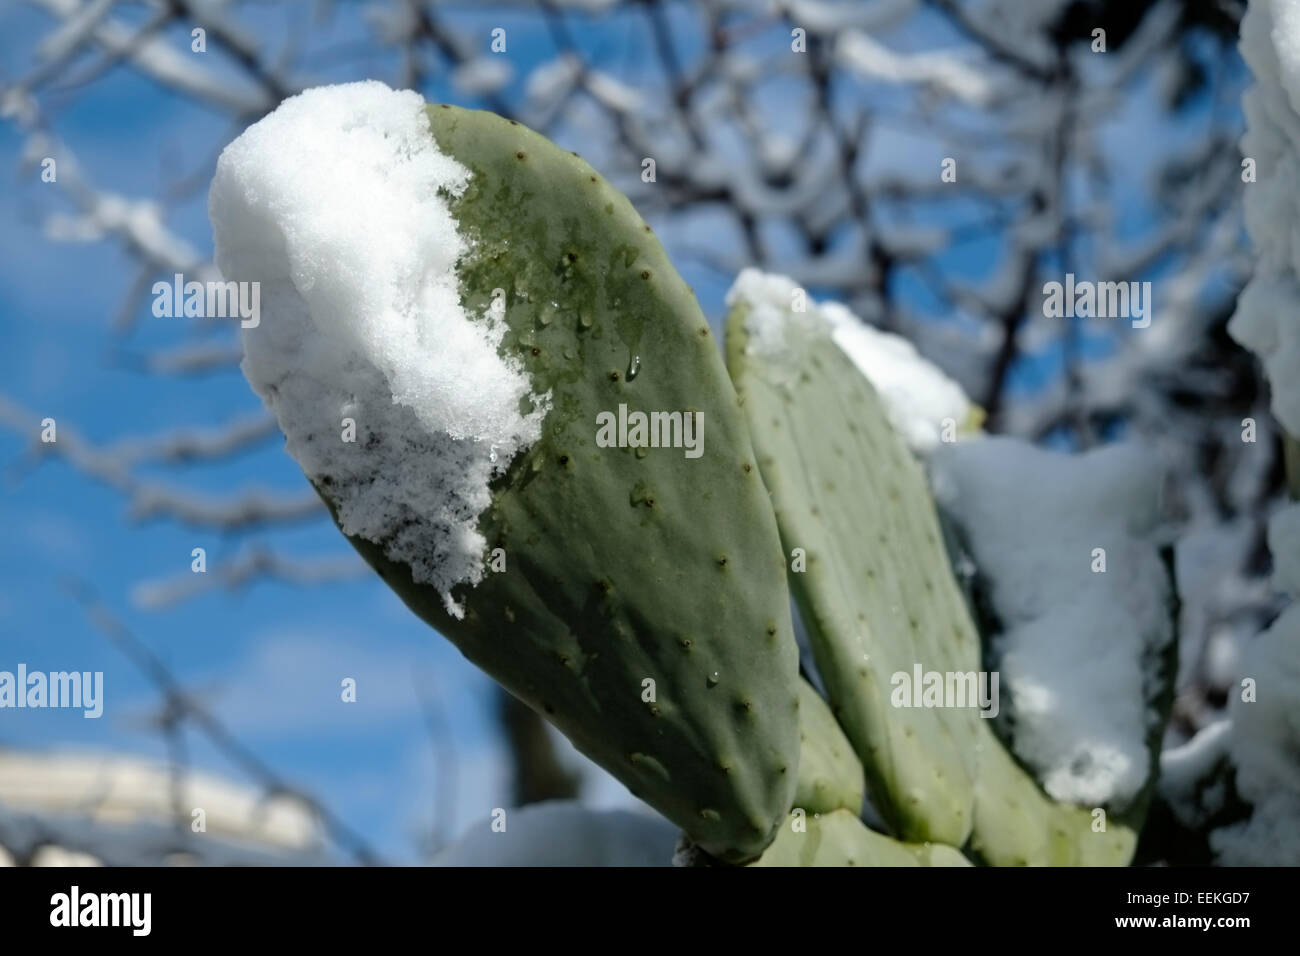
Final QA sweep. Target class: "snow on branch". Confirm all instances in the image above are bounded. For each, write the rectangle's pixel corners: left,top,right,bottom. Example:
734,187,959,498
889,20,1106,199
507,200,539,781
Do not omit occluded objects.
0,396,324,532
131,547,368,610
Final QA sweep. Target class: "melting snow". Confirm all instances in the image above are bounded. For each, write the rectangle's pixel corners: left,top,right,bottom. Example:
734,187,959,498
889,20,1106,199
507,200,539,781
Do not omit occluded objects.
726,268,974,452
209,81,548,618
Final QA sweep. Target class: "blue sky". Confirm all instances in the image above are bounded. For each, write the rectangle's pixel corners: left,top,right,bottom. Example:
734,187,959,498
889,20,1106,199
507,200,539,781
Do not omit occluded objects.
0,3,1242,862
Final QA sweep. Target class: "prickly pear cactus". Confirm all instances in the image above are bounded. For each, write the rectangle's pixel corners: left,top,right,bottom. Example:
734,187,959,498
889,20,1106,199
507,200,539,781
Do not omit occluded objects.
725,300,980,846
327,106,801,862
750,809,971,867
725,292,1139,865
794,678,865,816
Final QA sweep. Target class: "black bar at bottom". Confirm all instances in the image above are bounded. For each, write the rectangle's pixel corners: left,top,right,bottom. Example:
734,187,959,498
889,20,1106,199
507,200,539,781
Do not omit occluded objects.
0,865,1283,942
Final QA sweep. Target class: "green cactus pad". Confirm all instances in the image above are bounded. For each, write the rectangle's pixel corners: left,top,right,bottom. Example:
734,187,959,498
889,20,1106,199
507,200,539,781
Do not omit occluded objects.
726,301,981,846
909,841,975,867
725,291,1141,865
794,678,866,816
322,106,801,862
970,737,1136,865
750,809,971,867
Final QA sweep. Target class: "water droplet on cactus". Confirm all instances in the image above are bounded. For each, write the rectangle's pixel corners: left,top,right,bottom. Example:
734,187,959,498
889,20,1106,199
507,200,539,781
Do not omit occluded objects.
626,354,640,380
707,672,719,687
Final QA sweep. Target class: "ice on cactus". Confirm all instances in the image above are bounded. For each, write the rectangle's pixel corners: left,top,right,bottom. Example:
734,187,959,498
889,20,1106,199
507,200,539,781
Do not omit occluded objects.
725,268,974,453
208,81,548,618
929,438,1173,808
1230,0,1300,437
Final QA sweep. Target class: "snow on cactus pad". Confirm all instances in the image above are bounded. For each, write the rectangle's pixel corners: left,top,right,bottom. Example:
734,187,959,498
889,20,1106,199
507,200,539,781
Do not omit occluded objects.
210,81,543,619
211,83,800,863
726,268,977,453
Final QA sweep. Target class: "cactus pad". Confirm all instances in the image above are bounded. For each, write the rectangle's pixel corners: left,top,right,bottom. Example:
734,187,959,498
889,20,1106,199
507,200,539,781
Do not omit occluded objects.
794,677,866,816
725,281,1142,864
751,809,971,867
726,296,981,846
265,101,801,862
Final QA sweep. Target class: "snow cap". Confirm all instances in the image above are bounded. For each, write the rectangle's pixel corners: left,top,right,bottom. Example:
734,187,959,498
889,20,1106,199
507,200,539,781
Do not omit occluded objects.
725,268,973,453
209,81,548,618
